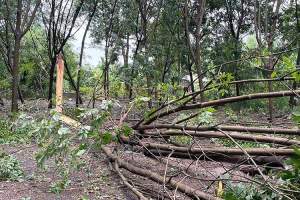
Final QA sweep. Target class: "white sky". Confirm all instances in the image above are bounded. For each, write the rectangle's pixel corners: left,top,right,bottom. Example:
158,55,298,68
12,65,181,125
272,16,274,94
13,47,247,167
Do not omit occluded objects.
71,29,104,68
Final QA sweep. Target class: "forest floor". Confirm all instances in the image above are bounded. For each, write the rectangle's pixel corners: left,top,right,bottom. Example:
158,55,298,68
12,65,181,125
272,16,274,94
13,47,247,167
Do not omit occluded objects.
0,98,295,200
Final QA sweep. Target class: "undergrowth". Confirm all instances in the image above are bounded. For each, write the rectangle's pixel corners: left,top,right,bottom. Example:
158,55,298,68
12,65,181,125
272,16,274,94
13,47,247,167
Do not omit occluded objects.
0,117,32,144
0,151,23,181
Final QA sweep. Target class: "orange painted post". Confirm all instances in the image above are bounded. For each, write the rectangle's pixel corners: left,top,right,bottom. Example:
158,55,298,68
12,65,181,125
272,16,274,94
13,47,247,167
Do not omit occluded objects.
56,53,64,113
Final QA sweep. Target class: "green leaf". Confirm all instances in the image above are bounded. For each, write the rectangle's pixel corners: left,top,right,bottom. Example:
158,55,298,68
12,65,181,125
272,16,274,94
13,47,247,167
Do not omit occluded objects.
271,71,277,78
58,127,70,135
102,132,112,145
76,149,86,157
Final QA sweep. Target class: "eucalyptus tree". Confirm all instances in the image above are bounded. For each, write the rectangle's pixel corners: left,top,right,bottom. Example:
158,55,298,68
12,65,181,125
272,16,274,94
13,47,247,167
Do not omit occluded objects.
0,0,41,112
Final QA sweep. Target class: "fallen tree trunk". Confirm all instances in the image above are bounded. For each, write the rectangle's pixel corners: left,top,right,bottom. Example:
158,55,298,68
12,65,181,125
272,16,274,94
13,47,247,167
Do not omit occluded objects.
122,138,294,156
144,130,300,146
113,162,148,200
143,90,300,125
102,146,221,200
144,149,285,168
137,124,300,136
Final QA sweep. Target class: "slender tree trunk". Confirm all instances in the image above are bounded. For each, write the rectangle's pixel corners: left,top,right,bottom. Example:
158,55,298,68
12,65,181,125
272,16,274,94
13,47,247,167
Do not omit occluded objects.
48,58,56,108
11,37,21,112
234,40,240,96
188,62,195,94
290,1,300,107
104,44,109,100
267,75,273,121
123,34,130,99
17,87,24,104
76,2,97,106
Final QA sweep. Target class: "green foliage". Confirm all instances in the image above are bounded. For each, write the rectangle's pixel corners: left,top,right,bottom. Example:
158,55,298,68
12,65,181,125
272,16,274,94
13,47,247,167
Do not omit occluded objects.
196,107,216,126
223,148,300,200
292,107,300,127
223,183,281,200
279,148,300,197
0,152,23,181
214,138,266,148
12,100,134,193
169,136,192,145
0,116,33,144
224,107,238,122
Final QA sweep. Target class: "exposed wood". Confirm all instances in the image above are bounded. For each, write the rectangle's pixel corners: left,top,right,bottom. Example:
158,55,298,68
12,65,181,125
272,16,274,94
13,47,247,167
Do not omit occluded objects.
55,53,64,113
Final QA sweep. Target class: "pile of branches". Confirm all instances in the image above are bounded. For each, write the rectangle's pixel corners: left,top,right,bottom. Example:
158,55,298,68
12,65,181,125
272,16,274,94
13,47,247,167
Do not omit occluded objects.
102,85,300,199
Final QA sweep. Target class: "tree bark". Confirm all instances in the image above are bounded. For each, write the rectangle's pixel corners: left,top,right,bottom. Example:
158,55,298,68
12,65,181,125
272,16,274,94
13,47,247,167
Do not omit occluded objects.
125,141,294,156
145,130,300,146
137,124,300,136
144,89,300,124
102,146,221,200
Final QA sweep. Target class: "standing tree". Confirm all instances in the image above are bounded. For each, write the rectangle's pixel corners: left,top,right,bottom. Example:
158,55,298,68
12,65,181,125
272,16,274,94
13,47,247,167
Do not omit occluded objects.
0,0,41,112
253,0,282,121
41,0,84,108
183,0,207,102
91,0,120,99
76,0,99,107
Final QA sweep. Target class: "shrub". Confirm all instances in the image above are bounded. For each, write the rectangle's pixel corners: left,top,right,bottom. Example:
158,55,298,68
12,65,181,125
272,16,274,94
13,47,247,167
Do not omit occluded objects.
0,152,23,181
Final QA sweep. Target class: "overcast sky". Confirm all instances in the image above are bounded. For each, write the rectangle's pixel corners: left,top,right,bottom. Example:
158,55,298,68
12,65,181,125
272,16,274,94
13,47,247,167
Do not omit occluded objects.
70,28,103,68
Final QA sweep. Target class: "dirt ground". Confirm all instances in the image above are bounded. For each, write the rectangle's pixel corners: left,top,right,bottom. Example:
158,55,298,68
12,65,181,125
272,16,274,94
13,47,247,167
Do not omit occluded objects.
0,144,131,200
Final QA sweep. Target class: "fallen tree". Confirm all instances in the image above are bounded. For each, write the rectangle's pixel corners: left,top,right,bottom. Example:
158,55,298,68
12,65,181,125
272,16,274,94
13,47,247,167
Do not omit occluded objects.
123,140,294,156
143,149,285,168
141,90,300,125
144,130,300,146
102,146,222,200
137,124,300,136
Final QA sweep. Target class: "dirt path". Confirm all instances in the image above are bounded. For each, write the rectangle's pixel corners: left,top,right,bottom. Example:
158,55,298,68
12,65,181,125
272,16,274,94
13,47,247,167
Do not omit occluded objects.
0,144,131,200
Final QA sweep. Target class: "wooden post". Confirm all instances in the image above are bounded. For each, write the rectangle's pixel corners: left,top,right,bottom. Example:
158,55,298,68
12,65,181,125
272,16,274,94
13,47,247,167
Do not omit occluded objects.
56,53,64,113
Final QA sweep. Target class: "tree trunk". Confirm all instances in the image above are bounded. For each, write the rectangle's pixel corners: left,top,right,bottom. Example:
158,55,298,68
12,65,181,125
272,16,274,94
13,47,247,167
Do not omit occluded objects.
11,36,21,112
48,58,56,108
76,2,97,106
104,45,109,100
